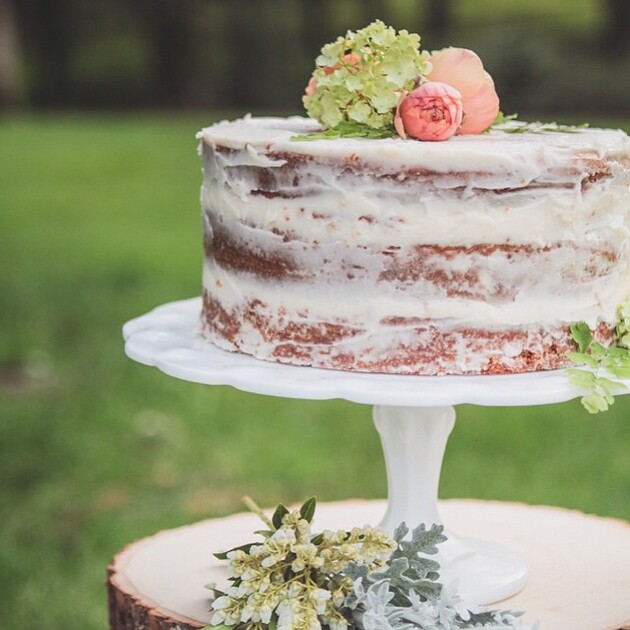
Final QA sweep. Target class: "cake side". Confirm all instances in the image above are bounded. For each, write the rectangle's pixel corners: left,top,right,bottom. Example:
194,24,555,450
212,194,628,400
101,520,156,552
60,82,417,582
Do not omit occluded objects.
198,116,630,375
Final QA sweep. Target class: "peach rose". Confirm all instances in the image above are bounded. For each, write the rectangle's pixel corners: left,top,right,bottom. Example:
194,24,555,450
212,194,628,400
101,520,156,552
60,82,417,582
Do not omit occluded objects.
394,82,463,142
304,52,361,97
426,47,499,135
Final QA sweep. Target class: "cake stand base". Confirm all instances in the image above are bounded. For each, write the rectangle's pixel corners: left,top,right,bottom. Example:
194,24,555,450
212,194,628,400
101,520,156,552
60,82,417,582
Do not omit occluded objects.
373,405,526,604
107,500,630,630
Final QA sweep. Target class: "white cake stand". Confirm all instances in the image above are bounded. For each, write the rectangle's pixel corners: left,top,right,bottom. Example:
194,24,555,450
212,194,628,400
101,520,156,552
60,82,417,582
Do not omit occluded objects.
122,297,624,607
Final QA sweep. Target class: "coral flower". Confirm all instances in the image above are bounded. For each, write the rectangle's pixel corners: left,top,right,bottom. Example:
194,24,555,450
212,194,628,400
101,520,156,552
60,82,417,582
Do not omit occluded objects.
426,47,499,134
394,82,463,141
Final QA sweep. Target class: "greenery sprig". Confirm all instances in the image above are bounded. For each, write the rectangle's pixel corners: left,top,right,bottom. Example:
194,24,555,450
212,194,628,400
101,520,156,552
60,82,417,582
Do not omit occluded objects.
490,112,589,134
292,121,396,142
293,113,590,142
567,302,630,413
204,497,535,630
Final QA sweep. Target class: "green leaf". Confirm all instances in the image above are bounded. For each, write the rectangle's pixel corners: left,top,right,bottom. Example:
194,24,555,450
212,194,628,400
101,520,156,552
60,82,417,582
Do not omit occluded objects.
581,392,610,414
565,313,630,413
594,375,627,394
272,504,290,529
566,368,595,389
604,364,630,379
607,346,628,358
570,322,593,353
566,352,599,369
492,111,519,126
589,342,608,359
300,496,317,523
310,532,325,545
214,542,255,560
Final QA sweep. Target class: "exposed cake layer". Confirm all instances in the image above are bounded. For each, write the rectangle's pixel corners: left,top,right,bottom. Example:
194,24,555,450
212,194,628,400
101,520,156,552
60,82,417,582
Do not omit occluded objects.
197,116,630,375
201,290,614,375
202,214,625,325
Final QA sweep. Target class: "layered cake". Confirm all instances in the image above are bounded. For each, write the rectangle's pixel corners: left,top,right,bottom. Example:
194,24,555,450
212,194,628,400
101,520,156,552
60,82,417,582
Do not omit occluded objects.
197,116,630,375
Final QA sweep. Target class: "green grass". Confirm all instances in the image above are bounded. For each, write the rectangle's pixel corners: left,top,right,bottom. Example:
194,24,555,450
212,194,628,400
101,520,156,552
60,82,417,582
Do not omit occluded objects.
1,114,629,629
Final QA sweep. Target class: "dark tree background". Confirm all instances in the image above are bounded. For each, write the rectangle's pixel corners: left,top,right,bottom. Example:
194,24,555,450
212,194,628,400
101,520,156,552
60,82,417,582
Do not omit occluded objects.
2,0,630,114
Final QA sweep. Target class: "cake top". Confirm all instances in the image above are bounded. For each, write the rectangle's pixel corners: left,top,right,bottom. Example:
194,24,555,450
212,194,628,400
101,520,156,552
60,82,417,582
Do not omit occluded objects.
197,115,630,186
199,20,630,178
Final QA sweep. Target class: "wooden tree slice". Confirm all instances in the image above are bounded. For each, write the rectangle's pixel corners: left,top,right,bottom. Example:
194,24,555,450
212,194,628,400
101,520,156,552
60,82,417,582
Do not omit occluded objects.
107,565,203,630
107,499,630,630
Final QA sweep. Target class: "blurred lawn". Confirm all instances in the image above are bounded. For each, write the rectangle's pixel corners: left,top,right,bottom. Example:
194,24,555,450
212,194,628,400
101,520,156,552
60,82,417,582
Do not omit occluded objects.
1,114,629,629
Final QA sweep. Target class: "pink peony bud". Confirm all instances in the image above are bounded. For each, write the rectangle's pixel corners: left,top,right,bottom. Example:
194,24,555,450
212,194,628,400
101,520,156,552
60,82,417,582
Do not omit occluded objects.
427,47,500,135
394,82,463,142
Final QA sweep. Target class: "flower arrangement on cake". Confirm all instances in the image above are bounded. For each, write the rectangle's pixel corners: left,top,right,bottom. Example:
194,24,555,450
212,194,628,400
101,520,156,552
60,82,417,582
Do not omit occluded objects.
204,498,536,630
298,20,496,142
298,20,583,143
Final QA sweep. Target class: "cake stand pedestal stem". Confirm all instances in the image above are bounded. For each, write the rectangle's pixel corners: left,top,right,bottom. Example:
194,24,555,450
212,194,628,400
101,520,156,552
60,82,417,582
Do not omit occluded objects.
373,405,455,533
373,404,527,605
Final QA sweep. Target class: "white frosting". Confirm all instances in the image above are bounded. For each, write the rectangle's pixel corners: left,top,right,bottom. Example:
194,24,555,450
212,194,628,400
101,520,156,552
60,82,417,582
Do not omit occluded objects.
198,116,630,248
198,116,630,371
197,115,630,181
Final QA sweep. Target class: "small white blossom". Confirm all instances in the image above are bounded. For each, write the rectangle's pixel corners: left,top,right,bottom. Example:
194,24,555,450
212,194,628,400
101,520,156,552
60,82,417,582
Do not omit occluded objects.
329,616,349,630
332,588,346,607
211,595,230,610
276,598,296,630
259,604,273,624
309,588,332,614
239,604,253,623
270,526,297,545
209,610,227,626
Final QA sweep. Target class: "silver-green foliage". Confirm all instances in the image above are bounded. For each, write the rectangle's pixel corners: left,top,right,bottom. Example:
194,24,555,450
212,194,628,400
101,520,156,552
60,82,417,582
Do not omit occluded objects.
343,523,534,629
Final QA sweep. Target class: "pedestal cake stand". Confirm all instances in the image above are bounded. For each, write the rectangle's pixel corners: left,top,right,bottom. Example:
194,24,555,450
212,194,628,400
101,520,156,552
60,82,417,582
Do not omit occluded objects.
114,297,630,628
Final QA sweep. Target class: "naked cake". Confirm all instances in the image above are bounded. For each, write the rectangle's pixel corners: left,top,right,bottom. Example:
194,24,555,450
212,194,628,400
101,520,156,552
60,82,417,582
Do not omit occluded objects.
196,23,630,376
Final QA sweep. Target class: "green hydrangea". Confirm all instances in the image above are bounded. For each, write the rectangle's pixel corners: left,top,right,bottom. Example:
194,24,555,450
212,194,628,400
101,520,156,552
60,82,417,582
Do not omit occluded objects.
303,20,430,133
